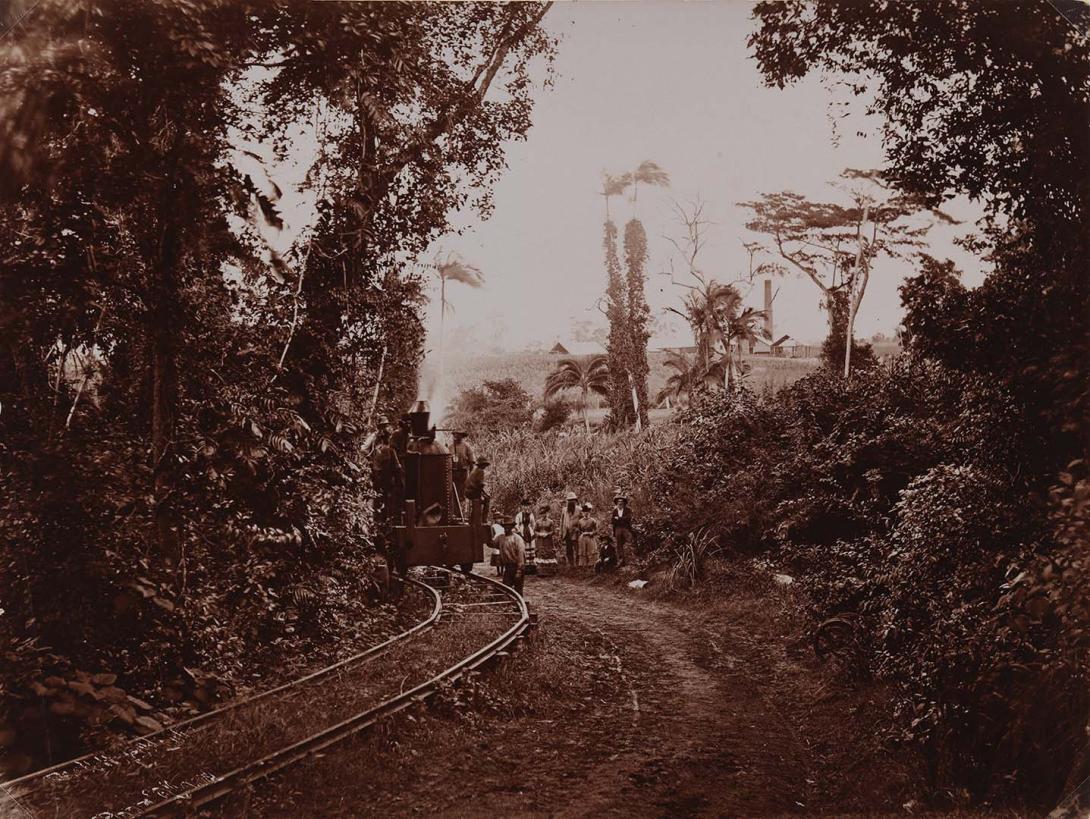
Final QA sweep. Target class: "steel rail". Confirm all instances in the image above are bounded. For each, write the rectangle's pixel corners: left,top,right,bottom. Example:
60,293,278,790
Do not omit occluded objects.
136,567,530,817
2,578,440,801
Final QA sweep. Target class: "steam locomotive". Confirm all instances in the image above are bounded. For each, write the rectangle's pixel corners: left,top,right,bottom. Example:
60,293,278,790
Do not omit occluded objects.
390,401,489,577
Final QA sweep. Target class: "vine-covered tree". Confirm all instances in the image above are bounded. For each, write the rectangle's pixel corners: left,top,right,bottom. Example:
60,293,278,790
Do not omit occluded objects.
602,208,633,428
623,219,652,429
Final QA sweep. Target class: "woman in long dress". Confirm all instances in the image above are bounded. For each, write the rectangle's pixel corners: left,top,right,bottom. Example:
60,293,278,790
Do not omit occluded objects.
577,503,598,567
533,504,556,560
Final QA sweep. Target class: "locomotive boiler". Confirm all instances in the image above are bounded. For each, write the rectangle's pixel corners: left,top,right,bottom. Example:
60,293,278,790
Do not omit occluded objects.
391,401,489,575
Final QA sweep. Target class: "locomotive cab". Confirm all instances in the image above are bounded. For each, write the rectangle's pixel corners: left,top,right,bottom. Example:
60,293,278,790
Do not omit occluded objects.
392,402,489,573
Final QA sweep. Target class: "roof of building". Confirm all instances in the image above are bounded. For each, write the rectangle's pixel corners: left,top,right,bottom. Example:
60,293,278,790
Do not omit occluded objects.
550,340,606,356
754,333,793,349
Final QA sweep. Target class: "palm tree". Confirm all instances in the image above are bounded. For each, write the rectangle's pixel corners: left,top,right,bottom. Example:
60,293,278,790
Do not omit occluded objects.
674,279,765,393
722,305,765,392
432,252,483,391
655,350,700,407
630,160,670,202
544,355,611,433
601,172,632,221
433,252,484,352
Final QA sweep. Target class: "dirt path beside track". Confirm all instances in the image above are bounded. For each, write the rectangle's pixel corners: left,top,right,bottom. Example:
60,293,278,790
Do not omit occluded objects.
247,571,964,818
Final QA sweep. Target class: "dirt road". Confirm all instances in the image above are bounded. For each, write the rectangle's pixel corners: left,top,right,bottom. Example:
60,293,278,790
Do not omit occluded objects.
248,570,935,817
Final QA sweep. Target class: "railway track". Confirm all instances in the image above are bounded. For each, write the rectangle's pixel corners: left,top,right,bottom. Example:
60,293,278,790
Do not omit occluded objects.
1,567,530,818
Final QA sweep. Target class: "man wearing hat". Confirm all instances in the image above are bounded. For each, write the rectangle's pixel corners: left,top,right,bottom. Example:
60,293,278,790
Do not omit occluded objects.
391,414,411,457
370,427,404,526
363,414,392,456
493,518,527,594
611,490,634,565
560,491,580,566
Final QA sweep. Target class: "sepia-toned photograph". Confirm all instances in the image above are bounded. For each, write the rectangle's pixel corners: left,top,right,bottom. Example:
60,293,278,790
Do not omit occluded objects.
0,0,1088,816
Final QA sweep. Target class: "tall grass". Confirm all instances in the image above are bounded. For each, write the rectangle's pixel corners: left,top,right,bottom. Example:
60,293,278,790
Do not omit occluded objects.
425,351,818,417
481,425,678,518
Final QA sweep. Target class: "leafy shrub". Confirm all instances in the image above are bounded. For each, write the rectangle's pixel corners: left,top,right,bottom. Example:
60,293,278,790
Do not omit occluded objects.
667,528,717,588
597,355,1078,805
444,378,534,438
535,398,572,432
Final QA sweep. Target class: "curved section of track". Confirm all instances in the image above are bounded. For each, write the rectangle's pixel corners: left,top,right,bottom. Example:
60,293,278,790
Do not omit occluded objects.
2,577,441,802
139,567,530,817
2,569,529,819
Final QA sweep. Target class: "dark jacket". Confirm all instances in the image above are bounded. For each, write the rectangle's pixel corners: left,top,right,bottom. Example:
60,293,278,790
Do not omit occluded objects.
611,505,633,530
465,467,487,500
391,427,410,456
371,444,403,491
493,532,526,568
452,440,475,469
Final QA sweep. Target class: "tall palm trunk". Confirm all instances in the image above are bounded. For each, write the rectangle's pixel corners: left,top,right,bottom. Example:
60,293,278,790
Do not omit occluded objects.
628,371,641,433
725,342,735,393
581,384,590,433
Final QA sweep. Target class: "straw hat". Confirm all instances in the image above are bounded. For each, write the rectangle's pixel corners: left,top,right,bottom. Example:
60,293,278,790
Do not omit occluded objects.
582,502,594,511
564,491,578,501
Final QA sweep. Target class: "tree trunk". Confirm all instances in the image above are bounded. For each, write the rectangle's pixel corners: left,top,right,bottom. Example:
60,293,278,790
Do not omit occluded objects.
150,195,182,568
582,385,590,433
627,371,641,433
843,297,856,378
368,343,388,424
844,204,870,378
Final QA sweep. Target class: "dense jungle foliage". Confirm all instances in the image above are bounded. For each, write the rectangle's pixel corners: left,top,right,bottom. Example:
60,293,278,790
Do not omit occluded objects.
686,1,1089,806
490,0,1089,808
0,0,555,776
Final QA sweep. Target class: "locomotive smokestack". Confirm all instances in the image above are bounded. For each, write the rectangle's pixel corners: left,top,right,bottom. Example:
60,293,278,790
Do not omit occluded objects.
763,279,773,339
408,400,431,436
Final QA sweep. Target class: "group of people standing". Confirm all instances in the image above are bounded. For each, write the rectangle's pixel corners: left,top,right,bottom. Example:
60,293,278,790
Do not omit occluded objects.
489,490,635,589
558,490,634,570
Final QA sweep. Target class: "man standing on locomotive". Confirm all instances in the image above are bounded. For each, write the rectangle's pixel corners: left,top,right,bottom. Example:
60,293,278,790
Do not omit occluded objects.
450,430,474,507
465,456,490,510
493,518,527,594
391,414,412,456
363,414,393,456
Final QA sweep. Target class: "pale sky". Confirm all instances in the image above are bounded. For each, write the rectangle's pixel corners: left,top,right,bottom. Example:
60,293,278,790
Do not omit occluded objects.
423,0,984,352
